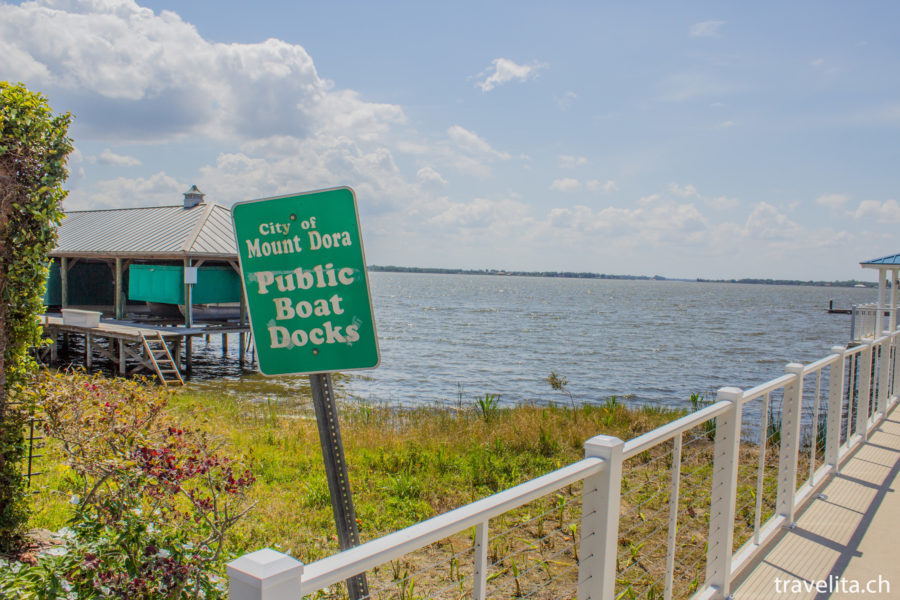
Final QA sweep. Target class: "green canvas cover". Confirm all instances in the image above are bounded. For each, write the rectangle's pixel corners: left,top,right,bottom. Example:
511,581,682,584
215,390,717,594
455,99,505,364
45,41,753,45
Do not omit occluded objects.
128,264,241,304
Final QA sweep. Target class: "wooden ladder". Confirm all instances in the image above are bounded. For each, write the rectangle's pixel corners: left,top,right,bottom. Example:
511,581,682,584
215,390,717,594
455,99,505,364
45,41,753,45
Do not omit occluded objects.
139,331,184,387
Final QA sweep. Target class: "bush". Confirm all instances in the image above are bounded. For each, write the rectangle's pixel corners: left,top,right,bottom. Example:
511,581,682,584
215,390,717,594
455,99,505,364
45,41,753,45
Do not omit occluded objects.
1,371,256,599
0,81,72,551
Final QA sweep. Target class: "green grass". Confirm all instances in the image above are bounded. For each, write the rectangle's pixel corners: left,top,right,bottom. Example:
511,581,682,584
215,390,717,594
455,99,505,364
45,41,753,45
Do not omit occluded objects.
26,386,794,599
39,385,801,599
30,391,685,565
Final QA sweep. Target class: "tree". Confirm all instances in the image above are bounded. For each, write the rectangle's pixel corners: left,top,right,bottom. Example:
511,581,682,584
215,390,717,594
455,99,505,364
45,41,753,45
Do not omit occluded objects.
0,82,72,551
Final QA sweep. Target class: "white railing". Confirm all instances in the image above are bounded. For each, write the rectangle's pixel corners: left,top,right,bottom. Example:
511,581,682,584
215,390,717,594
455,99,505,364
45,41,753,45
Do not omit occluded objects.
227,329,900,600
850,303,896,340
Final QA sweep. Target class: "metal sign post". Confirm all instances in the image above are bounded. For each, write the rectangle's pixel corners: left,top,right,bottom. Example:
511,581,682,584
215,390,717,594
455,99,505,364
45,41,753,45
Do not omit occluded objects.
309,372,369,598
232,187,379,599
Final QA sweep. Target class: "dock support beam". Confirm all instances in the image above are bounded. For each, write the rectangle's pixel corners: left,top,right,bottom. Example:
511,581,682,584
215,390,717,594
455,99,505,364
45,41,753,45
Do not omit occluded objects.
60,257,68,308
114,259,126,375
60,257,70,350
49,330,57,364
184,258,193,374
114,258,124,320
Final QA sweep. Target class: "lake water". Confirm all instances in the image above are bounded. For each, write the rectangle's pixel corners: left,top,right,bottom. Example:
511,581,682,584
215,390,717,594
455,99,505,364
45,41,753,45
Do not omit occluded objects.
184,273,874,410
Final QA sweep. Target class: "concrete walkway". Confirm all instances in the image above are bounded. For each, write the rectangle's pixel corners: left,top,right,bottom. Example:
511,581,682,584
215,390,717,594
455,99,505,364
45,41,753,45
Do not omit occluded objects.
733,405,900,599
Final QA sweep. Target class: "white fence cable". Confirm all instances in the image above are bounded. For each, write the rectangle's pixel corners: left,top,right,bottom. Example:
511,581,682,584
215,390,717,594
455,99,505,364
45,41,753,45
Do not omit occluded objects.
227,333,900,600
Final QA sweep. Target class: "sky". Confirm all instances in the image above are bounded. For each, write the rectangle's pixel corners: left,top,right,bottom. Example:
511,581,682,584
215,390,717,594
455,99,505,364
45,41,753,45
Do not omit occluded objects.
1,0,898,281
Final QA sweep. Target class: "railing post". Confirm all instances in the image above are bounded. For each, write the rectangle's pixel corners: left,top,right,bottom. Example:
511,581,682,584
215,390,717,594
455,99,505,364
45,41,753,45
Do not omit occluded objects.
892,331,900,400
472,521,489,600
578,435,624,600
876,276,886,336
227,548,303,600
826,347,845,471
857,340,873,437
877,337,891,418
776,364,804,526
705,387,743,599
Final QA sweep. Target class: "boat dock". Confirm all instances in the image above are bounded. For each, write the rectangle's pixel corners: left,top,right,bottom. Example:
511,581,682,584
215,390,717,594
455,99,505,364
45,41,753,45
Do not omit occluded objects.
41,314,253,384
40,186,260,385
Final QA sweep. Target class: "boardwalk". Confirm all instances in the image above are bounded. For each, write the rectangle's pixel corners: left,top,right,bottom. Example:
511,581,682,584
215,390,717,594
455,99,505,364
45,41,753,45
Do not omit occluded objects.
41,314,252,379
734,404,900,599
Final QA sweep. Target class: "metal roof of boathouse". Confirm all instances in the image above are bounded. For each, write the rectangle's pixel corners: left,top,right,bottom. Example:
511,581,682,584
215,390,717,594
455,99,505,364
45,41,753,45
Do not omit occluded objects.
861,253,900,268
52,196,238,260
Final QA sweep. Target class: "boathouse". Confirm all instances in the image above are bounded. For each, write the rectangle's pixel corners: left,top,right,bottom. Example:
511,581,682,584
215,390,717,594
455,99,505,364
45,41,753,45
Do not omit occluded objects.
860,252,900,335
43,186,251,378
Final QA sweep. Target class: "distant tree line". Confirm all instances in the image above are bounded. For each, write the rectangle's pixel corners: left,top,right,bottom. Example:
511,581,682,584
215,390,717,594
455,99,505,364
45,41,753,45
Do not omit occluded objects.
367,266,874,288
696,277,875,288
367,265,659,280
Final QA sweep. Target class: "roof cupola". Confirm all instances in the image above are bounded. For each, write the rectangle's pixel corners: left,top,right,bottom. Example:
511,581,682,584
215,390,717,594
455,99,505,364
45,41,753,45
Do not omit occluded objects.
183,184,205,209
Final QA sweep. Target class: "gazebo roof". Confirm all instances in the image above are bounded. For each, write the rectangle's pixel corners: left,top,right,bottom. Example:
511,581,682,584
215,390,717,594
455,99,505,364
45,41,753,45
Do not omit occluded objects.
51,201,238,260
861,253,900,269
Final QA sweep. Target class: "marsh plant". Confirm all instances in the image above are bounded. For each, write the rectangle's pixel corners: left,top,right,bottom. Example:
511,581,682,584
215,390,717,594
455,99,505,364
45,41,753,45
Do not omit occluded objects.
475,393,500,422
690,392,717,440
547,371,578,421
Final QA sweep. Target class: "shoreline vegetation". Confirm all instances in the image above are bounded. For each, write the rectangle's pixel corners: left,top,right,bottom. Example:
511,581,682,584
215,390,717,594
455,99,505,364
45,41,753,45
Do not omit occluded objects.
23,373,716,598
368,265,876,288
20,373,794,599
31,385,687,560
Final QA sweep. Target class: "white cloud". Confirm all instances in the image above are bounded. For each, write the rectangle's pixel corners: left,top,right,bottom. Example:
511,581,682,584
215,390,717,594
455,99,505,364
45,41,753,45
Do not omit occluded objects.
0,0,405,143
67,147,86,182
707,195,739,210
743,202,802,240
668,183,738,210
852,199,900,223
690,20,725,38
586,179,618,193
195,135,421,210
556,91,577,110
717,120,735,129
416,166,447,187
448,155,492,178
816,193,849,209
427,196,530,228
0,0,428,216
549,178,582,192
811,58,825,67
476,58,546,92
93,148,141,167
669,183,699,198
394,140,432,155
547,197,709,244
447,125,511,159
559,155,588,169
436,125,520,177
66,171,183,210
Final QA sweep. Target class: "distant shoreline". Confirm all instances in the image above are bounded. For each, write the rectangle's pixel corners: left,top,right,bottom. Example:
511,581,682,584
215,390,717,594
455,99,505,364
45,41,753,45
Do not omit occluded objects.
367,265,875,288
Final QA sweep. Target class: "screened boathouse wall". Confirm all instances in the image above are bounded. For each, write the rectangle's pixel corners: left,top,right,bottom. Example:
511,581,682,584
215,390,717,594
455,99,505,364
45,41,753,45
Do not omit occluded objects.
43,259,116,307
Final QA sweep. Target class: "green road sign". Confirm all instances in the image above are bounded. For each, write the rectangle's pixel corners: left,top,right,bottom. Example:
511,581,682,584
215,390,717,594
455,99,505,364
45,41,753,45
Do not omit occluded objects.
232,187,379,375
